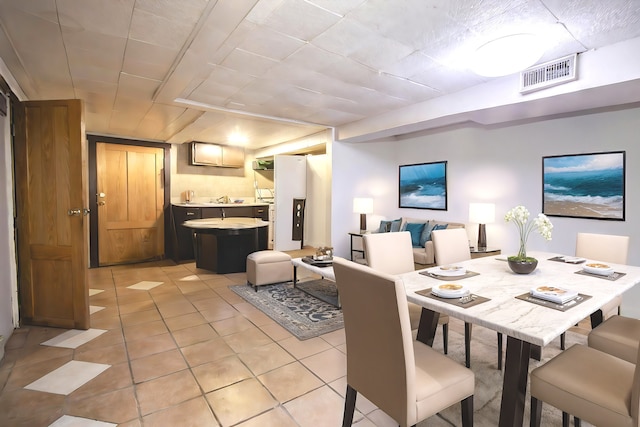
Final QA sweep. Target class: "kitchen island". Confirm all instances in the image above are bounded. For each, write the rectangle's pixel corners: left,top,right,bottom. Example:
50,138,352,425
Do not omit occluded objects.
183,217,269,273
171,203,270,262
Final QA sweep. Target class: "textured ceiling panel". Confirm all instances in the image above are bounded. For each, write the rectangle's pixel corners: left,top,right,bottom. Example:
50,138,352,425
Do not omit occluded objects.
1,0,639,148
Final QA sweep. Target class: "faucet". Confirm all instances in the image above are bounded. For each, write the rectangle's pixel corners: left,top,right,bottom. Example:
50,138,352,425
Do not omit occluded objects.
215,195,228,204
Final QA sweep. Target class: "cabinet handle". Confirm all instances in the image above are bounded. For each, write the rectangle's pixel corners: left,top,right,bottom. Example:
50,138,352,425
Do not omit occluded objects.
186,212,196,216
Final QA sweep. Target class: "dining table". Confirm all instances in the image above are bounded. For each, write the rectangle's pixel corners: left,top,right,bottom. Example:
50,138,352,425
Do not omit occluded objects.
398,251,640,427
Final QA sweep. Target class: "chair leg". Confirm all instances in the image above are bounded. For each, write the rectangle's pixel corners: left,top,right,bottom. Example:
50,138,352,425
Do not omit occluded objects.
442,323,449,354
574,417,581,427
530,396,542,427
464,322,472,368
560,332,565,350
497,332,503,370
342,385,357,427
461,395,473,427
562,412,570,427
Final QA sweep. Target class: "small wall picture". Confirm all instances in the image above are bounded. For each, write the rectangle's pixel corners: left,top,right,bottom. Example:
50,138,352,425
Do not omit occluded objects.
542,151,625,220
399,161,447,210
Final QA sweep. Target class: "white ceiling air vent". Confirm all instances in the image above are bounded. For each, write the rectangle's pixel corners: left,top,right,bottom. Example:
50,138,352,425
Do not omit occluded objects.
520,53,577,94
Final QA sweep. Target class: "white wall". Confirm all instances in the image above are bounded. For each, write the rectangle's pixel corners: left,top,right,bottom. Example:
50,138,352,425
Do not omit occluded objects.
331,105,640,316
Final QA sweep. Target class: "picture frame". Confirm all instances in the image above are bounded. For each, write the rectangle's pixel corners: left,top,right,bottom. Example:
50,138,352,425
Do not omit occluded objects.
399,161,447,210
542,151,625,220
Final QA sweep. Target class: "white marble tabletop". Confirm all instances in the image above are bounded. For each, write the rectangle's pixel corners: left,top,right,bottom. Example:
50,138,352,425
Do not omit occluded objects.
399,251,640,347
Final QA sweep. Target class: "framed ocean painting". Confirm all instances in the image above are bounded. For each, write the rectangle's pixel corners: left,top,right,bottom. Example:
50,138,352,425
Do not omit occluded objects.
399,161,447,210
542,151,625,220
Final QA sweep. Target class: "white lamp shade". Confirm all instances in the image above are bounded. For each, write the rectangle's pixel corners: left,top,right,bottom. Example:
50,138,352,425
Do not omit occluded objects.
353,198,373,214
469,203,495,224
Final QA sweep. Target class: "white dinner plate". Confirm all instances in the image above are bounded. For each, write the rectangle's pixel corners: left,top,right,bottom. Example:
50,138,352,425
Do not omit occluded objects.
428,265,467,277
432,283,469,298
583,262,614,276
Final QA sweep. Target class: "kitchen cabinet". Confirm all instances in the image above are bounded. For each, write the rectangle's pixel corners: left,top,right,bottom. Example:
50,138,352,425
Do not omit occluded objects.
221,145,245,168
170,204,269,262
190,142,244,168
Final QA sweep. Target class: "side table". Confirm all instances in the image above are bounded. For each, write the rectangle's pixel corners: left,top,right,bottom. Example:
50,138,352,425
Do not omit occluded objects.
348,231,369,262
470,247,501,259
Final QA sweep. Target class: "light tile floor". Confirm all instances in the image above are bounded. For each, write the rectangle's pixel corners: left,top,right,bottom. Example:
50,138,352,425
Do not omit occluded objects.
0,252,591,427
0,250,386,427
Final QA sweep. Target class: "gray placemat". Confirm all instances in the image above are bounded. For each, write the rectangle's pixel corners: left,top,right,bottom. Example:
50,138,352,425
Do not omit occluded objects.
515,293,592,312
574,270,626,281
419,270,480,281
415,288,490,308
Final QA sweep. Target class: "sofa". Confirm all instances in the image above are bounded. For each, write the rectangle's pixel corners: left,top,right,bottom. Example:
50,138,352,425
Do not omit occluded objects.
376,217,466,267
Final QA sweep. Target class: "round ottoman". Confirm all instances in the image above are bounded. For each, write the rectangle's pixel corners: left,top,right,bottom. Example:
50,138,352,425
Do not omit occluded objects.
246,250,293,291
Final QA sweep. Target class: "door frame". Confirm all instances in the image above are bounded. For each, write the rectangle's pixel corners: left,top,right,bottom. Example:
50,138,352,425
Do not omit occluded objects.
87,135,171,268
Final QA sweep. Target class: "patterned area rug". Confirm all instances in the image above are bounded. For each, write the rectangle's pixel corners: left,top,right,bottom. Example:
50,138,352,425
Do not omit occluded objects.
230,280,343,340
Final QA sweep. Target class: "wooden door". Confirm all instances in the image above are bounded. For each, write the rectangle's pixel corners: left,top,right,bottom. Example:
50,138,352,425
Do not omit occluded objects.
96,143,164,265
14,99,89,329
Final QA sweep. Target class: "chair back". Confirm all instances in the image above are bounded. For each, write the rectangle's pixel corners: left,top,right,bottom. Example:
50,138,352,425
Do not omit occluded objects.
333,257,415,426
576,232,630,265
363,231,415,274
432,228,471,266
631,343,640,422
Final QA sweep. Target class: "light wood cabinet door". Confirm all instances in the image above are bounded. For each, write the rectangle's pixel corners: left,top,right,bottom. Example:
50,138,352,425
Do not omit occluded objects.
14,99,89,329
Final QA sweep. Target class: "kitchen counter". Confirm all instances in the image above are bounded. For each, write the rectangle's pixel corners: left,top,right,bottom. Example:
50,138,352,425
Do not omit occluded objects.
172,202,270,207
183,217,268,229
170,204,270,262
183,217,269,273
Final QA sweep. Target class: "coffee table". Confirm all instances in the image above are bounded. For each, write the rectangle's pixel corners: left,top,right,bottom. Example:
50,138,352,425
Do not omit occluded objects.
291,257,339,307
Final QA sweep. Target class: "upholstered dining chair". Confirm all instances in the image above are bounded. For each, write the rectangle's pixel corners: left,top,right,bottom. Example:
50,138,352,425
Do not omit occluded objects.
576,232,629,318
588,315,640,363
570,232,631,350
332,257,475,427
431,228,471,266
363,231,451,352
431,228,504,369
530,343,640,427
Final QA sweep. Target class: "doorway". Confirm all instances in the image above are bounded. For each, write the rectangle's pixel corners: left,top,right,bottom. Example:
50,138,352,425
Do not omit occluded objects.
88,135,171,267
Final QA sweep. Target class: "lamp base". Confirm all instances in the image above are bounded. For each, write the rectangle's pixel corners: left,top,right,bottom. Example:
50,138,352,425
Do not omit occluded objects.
477,223,487,251
359,213,367,233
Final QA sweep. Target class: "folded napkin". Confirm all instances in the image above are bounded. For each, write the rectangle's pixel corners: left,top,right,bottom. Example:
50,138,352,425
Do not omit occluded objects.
530,286,579,304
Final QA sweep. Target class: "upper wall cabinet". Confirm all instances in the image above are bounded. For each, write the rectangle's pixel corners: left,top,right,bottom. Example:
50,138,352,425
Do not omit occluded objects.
190,141,244,168
221,145,245,168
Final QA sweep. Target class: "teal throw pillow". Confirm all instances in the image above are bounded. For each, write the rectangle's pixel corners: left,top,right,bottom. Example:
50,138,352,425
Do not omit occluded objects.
379,218,402,233
405,222,425,247
378,220,392,233
419,221,434,247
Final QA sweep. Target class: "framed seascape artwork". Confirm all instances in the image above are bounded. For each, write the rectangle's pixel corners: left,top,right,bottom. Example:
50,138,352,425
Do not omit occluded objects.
542,151,625,220
399,161,447,210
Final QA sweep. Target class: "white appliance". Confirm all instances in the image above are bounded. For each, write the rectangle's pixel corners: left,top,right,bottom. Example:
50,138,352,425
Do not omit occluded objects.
274,155,307,251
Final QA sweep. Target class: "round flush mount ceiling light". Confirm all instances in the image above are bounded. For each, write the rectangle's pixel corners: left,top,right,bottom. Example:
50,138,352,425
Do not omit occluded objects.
469,33,545,77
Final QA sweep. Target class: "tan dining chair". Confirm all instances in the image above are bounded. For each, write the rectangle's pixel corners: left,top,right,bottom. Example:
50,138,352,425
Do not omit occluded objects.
588,315,640,364
576,232,629,318
332,257,474,427
573,232,630,350
363,231,450,353
530,343,640,427
431,228,503,369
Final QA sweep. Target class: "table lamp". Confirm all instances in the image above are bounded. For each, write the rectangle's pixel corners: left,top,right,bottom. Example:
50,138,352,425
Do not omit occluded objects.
469,202,495,250
353,198,373,233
